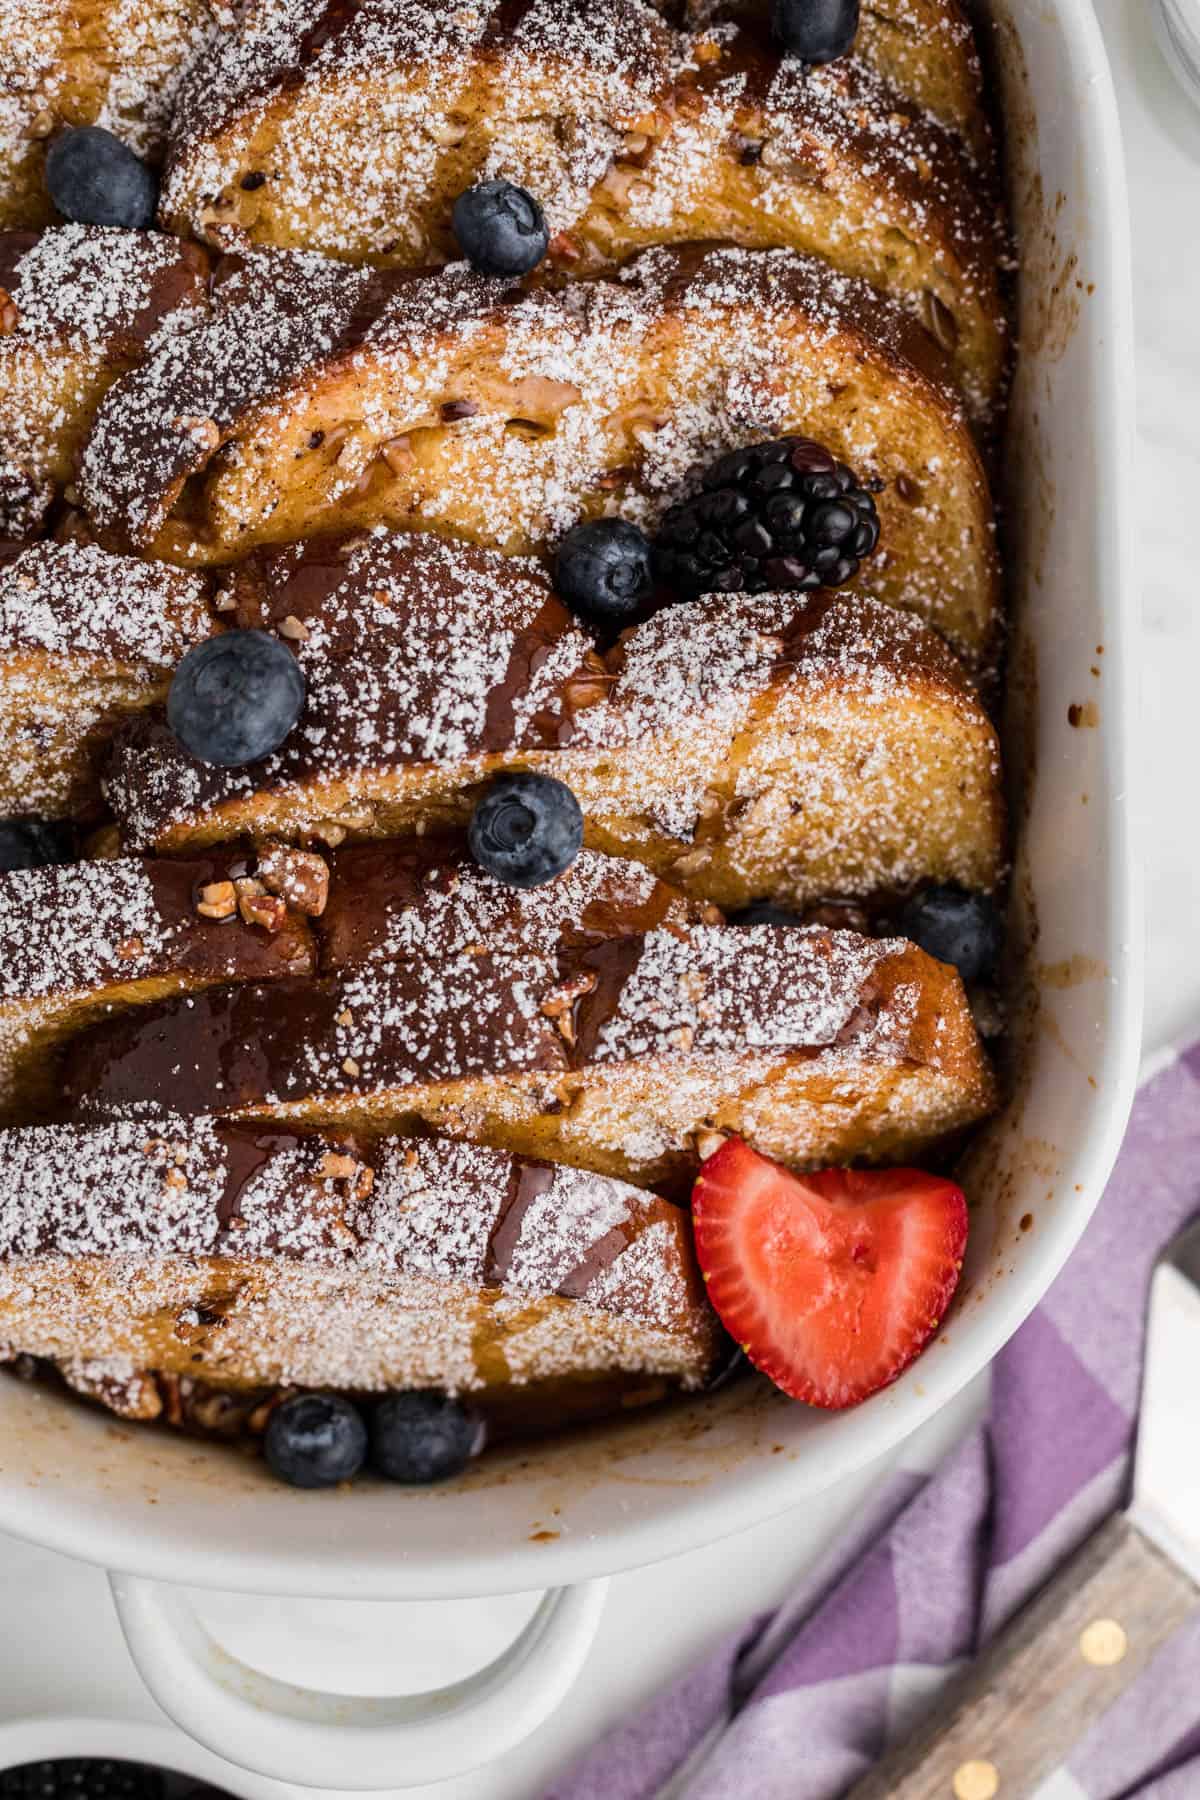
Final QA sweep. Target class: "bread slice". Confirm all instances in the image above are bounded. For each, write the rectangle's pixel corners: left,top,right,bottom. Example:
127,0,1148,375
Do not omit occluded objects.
0,0,225,231
159,0,1003,418
0,539,216,818
0,854,314,1120
78,242,1000,662
0,1121,721,1421
660,0,989,155
102,531,1005,908
0,226,209,535
0,836,703,1122
60,923,998,1187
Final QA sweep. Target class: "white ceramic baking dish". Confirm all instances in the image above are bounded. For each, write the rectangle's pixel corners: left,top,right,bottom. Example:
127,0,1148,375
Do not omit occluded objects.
0,0,1139,1787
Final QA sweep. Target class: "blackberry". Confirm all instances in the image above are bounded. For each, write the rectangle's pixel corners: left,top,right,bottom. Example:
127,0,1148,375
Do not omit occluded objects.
653,436,880,598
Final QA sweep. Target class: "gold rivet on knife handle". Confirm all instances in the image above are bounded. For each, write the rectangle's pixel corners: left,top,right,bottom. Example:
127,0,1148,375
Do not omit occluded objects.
952,1761,998,1800
1079,1618,1128,1666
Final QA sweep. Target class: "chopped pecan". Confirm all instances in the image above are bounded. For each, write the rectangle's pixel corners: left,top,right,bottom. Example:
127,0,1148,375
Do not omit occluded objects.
196,879,236,921
257,843,330,916
235,877,286,932
539,970,598,1046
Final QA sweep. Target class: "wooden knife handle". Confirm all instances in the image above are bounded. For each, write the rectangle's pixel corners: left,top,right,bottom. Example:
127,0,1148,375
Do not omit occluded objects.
846,1513,1198,1800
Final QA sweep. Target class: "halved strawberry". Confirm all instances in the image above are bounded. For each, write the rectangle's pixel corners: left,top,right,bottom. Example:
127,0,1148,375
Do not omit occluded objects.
691,1140,968,1409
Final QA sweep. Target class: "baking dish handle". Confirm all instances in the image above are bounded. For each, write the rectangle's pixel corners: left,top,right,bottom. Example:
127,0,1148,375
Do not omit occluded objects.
109,1569,609,1791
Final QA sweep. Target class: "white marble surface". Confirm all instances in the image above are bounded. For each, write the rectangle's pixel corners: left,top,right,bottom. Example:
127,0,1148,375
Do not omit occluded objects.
2,5,1199,1795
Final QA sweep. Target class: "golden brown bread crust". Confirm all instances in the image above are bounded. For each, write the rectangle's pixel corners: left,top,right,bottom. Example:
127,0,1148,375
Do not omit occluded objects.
0,0,227,231
101,532,1005,906
0,226,209,535
60,923,998,1187
0,539,217,818
160,0,1003,417
0,853,315,1120
0,1121,721,1402
78,242,1000,662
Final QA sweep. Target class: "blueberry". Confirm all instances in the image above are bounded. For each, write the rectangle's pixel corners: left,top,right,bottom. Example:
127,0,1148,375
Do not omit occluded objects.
771,0,860,64
0,818,73,873
167,630,305,767
263,1394,367,1489
45,126,158,230
898,884,1003,986
371,1391,484,1484
729,901,804,926
452,179,549,277
555,519,654,629
468,772,583,888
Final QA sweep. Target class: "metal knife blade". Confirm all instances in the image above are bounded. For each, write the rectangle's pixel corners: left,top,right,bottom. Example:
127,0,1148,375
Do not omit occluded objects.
1130,1215,1200,1588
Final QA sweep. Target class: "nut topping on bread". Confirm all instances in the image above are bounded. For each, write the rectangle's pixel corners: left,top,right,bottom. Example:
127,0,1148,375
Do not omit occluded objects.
101,532,1004,911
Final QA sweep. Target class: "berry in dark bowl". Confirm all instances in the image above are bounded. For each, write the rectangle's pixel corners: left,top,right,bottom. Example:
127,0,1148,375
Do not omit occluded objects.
0,1762,166,1797
0,818,73,873
264,1393,368,1489
468,773,583,888
452,179,549,277
167,630,305,768
772,0,860,65
898,884,1003,986
371,1391,485,1484
653,436,879,598
45,126,159,229
555,518,654,631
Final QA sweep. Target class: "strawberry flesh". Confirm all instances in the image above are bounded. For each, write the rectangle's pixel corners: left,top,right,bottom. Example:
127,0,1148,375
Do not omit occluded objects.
692,1140,968,1409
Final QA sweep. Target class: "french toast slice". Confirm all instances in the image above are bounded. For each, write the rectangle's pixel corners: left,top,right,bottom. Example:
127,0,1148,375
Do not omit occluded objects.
0,1122,721,1419
0,539,216,818
77,242,1000,662
102,532,1005,908
0,0,226,231
0,838,702,1121
660,0,989,153
0,854,314,1120
159,0,1003,417
61,924,998,1188
0,226,209,535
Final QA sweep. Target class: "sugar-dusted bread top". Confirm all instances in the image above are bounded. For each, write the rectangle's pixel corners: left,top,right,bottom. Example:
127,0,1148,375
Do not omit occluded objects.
0,854,314,1010
76,242,998,660
0,224,209,367
318,839,718,968
158,0,1003,416
61,922,977,1121
0,0,228,230
0,1120,720,1392
0,538,212,666
0,225,210,532
661,0,987,151
0,538,217,818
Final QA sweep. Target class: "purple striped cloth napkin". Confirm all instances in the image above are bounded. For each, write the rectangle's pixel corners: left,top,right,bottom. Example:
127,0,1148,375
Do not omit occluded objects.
547,1041,1200,1800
